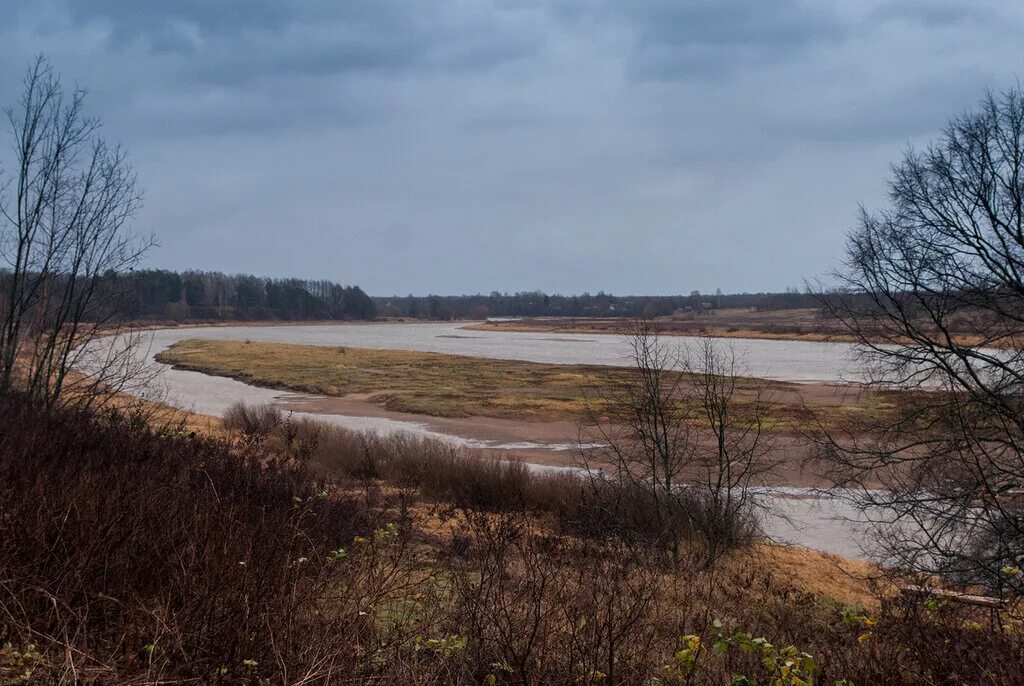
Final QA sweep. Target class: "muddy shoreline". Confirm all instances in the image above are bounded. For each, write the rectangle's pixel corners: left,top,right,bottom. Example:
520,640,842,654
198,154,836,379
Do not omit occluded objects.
276,392,830,488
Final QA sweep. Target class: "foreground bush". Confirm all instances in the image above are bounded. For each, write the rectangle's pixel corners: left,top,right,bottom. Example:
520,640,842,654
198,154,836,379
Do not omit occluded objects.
224,401,760,557
0,394,390,682
3,395,1024,684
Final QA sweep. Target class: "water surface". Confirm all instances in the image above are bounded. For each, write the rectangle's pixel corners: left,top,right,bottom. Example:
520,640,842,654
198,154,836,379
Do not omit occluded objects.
146,321,865,382
99,322,875,559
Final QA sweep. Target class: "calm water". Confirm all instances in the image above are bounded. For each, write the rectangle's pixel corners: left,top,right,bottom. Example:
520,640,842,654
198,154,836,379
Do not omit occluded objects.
144,321,865,381
97,322,874,559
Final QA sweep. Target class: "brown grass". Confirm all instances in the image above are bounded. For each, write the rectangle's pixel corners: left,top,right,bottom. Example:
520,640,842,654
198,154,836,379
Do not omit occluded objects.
157,338,620,420
221,401,743,544
155,338,888,429
0,393,382,683
467,310,998,347
3,394,1023,684
468,309,858,343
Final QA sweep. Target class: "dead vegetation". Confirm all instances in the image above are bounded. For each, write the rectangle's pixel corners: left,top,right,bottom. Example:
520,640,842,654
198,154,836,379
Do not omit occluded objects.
468,309,998,348
3,394,1023,684
155,338,892,430
467,308,857,343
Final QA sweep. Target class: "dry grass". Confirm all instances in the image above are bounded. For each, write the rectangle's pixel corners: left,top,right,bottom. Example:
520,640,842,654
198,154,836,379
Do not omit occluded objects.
203,400,890,608
749,543,890,608
223,402,892,610
0,393,383,683
221,401,745,546
468,309,857,342
157,338,616,419
155,338,888,428
5,394,1023,684
468,309,998,347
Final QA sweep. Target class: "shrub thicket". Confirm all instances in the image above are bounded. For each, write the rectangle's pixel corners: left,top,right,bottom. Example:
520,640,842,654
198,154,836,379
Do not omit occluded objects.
2,395,1023,684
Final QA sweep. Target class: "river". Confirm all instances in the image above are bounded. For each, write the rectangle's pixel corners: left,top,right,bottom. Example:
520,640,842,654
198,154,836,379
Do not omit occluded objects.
101,322,877,560
143,321,865,383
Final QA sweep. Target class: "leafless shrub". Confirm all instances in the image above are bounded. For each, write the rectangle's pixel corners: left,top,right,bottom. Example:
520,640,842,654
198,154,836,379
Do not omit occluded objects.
0,57,152,410
448,510,673,685
225,402,538,510
221,399,765,557
580,323,775,567
812,87,1024,592
223,399,284,436
5,393,1024,684
0,393,399,682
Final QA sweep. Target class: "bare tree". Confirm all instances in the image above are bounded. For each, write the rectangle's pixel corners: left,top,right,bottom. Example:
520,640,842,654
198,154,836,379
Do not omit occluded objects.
683,338,774,566
815,87,1024,592
0,56,151,408
581,323,772,567
581,321,695,563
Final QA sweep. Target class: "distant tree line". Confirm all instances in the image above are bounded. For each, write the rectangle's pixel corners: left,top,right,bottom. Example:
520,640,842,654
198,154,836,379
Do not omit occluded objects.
92,273,828,324
374,289,818,320
122,269,376,322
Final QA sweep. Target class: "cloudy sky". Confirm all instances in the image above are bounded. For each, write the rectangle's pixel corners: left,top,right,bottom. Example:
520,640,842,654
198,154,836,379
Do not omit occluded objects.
3,1,1023,295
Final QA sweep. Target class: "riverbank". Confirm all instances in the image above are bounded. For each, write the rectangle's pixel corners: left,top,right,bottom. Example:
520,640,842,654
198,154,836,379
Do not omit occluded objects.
84,323,898,554
17,392,972,685
467,310,999,348
468,309,858,343
157,338,631,421
126,310,863,344
153,338,902,487
155,338,893,424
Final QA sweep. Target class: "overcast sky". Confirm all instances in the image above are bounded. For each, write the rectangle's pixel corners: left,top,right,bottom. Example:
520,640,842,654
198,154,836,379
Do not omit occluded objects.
3,1,1023,295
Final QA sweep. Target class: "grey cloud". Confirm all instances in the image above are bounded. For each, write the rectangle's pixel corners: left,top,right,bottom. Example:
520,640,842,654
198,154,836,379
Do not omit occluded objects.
48,1,381,46
2,0,1023,295
601,0,847,81
5,0,540,141
869,2,984,29
625,0,844,48
34,0,536,84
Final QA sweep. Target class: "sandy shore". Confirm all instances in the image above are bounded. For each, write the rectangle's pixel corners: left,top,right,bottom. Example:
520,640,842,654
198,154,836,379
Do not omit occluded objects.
277,391,834,487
